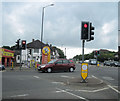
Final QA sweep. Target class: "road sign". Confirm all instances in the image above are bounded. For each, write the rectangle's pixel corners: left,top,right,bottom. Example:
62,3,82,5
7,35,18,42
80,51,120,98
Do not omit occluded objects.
81,63,88,82
42,46,50,55
42,46,51,64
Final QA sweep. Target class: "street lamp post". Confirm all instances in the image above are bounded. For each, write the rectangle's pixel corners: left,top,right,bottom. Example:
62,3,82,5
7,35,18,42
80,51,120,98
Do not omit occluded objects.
40,4,54,64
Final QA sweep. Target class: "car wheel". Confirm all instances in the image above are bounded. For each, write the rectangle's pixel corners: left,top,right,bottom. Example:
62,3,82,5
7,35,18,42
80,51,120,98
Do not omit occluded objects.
69,67,74,72
47,68,52,73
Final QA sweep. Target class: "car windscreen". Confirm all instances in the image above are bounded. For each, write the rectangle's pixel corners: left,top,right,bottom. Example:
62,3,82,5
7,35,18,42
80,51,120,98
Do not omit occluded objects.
48,59,57,64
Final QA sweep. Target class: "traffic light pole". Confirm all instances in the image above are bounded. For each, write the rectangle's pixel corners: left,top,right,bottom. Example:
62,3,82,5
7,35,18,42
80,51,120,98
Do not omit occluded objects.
20,48,22,70
82,40,85,63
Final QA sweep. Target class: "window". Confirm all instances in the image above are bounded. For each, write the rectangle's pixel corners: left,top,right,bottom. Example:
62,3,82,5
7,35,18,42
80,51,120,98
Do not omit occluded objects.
56,60,63,64
63,60,69,64
17,55,20,60
34,49,39,53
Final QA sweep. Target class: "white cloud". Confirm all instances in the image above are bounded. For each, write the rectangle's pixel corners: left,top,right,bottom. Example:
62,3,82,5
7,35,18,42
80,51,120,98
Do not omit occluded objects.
58,46,98,59
102,20,117,35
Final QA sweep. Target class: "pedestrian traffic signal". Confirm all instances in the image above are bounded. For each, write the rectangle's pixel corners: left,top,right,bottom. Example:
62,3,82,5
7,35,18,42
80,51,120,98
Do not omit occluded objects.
81,21,89,40
88,23,95,41
21,40,26,49
16,39,20,49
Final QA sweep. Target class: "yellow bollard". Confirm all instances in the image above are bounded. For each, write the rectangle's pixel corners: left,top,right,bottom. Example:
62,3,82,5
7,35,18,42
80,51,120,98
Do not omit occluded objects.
11,62,14,70
97,61,99,67
35,62,37,69
30,60,31,68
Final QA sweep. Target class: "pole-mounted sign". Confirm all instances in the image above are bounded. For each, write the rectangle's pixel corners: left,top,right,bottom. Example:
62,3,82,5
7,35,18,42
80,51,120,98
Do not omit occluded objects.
42,46,51,64
81,63,88,82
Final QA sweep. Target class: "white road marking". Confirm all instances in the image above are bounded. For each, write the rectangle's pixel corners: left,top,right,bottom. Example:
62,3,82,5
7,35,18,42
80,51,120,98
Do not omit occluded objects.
0,70,6,72
33,76,40,79
56,88,89,101
61,75,75,79
91,75,103,84
102,77,114,81
108,85,120,94
74,87,109,92
10,94,29,97
51,82,64,85
91,75,120,94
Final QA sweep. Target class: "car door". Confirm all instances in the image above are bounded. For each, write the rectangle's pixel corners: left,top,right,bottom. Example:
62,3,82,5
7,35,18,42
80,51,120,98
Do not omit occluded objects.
54,60,63,71
62,60,70,71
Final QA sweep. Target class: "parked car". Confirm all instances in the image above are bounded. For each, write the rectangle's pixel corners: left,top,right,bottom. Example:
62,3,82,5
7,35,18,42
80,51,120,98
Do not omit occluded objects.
103,61,111,66
38,59,76,73
114,62,120,67
117,62,120,67
107,61,119,67
89,59,97,65
0,64,5,71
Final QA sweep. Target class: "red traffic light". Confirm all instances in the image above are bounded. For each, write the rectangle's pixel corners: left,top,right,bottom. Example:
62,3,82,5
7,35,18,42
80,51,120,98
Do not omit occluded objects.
22,41,26,44
84,24,88,28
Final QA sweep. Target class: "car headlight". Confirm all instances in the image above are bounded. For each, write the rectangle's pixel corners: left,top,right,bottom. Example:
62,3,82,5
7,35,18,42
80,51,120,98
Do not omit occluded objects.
41,65,46,68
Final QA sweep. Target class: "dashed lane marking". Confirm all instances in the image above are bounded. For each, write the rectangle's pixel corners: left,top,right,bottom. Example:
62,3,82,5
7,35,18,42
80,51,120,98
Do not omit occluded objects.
61,75,75,79
51,82,65,85
102,77,114,81
56,88,89,101
33,76,40,79
10,94,29,98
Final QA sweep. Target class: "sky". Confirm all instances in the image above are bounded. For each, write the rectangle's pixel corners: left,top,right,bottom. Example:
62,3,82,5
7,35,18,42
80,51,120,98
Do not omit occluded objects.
1,0,119,59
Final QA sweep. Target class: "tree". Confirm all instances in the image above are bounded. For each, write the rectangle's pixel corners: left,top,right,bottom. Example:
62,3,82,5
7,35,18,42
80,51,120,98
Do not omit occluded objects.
52,46,65,58
2,46,12,50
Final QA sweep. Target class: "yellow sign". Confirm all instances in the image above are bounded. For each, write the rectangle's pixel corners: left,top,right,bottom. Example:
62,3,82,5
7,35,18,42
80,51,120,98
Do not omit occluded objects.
42,46,50,55
3,51,14,57
42,46,51,64
81,63,88,80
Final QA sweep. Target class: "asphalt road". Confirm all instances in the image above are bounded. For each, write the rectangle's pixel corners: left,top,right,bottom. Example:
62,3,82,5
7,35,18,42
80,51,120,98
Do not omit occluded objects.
1,64,120,101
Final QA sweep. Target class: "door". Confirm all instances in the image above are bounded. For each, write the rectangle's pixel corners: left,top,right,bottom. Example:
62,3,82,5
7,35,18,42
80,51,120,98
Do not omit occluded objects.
62,60,70,71
53,60,63,71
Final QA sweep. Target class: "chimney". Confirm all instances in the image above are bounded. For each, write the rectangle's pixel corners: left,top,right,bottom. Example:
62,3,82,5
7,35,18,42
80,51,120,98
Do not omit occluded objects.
32,39,35,42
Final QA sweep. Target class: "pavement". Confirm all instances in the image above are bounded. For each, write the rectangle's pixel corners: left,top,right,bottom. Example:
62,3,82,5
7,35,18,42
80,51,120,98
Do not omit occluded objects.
4,66,36,71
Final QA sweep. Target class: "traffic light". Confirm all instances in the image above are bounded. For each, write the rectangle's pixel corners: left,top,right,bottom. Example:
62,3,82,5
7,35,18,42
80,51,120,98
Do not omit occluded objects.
81,21,89,40
94,51,100,56
97,51,100,56
16,39,20,49
88,23,95,41
28,49,31,55
21,40,26,49
94,51,98,56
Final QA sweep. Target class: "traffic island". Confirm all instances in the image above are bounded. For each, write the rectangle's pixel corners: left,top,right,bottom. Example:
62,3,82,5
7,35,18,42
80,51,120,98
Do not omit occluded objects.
64,76,106,88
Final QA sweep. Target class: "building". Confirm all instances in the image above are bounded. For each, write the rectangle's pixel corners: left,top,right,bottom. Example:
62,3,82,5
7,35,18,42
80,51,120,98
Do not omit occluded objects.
0,48,14,67
15,39,60,64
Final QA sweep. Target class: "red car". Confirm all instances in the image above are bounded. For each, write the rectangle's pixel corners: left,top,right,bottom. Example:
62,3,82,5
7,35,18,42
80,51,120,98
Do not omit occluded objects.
37,59,76,73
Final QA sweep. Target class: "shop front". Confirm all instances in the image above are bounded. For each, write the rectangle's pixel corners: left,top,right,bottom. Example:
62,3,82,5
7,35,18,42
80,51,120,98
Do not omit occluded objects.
0,48,14,67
